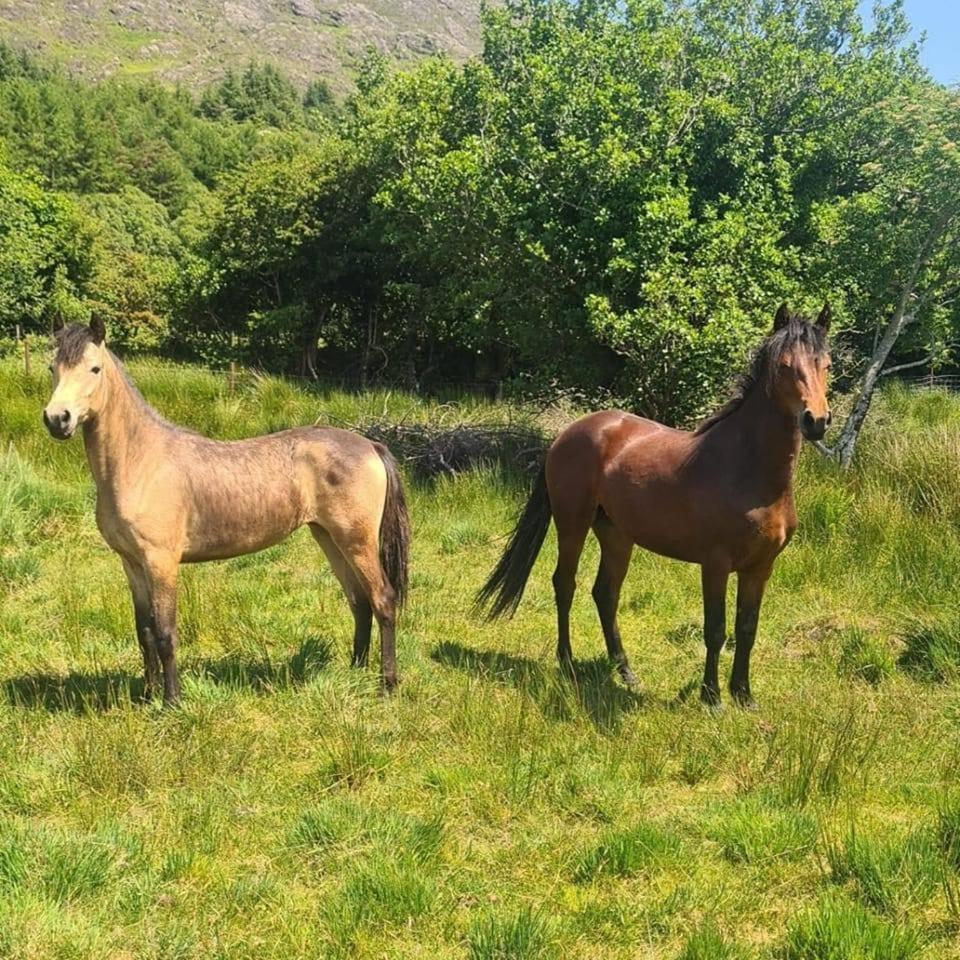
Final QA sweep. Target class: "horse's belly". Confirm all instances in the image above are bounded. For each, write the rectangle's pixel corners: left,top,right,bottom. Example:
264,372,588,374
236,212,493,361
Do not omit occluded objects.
601,472,710,563
622,518,707,565
181,494,304,562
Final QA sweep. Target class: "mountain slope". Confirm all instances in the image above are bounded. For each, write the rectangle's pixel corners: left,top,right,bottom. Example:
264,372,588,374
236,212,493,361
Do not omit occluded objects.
0,0,485,91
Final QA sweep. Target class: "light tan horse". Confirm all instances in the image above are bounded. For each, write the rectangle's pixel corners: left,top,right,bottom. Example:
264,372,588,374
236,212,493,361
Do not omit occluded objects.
43,318,410,704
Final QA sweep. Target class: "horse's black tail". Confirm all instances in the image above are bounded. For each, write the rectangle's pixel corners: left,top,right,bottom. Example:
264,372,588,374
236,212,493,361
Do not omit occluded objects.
476,463,552,620
375,444,411,608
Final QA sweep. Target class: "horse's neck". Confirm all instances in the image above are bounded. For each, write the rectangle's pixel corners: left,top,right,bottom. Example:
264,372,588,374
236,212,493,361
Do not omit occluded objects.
709,386,801,496
82,359,157,499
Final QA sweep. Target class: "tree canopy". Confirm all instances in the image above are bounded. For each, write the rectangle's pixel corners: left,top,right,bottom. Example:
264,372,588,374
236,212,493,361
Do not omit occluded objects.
0,2,955,452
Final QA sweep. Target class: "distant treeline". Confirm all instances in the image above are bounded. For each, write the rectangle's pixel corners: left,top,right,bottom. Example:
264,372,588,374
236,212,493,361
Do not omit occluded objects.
1,1,957,424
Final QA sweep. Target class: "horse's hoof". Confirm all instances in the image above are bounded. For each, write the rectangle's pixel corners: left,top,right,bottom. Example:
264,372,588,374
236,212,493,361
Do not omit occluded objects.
731,691,758,711
619,668,640,690
382,675,399,695
699,685,723,714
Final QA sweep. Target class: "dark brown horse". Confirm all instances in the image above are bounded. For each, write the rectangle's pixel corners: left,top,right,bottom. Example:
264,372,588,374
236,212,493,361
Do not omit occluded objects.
478,304,832,708
43,318,410,703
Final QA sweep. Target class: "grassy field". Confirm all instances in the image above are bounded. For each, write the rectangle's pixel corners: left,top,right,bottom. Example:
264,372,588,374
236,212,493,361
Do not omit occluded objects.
1,357,960,959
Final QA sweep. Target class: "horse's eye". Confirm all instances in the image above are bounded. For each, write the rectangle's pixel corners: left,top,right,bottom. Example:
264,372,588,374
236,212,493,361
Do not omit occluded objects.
91,366,101,374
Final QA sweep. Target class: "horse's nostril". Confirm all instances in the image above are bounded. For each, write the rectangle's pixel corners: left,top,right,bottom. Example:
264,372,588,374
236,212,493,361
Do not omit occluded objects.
826,410,833,427
802,410,815,429
61,409,71,423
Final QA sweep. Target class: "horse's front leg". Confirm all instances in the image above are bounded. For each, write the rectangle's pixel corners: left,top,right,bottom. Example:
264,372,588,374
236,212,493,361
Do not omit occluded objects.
143,554,182,706
121,558,161,702
729,563,772,710
700,564,729,708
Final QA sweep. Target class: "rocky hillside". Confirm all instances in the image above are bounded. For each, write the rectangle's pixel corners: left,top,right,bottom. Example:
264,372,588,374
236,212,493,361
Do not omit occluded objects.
0,0,485,91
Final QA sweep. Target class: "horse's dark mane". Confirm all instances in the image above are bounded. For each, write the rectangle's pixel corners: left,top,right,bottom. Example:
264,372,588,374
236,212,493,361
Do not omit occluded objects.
53,325,99,367
694,317,829,435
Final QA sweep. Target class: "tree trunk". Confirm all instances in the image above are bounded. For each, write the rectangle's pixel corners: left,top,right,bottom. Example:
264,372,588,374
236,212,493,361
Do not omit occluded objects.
361,305,376,391
826,203,955,469
299,305,326,380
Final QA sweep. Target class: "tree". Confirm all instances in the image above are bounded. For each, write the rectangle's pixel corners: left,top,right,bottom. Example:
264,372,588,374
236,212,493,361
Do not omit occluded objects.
80,186,184,351
812,87,960,466
0,159,94,332
199,63,304,129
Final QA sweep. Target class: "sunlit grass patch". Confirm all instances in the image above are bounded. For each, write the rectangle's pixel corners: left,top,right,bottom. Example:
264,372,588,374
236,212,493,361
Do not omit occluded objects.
678,922,751,960
323,849,438,948
467,906,557,960
760,704,880,808
781,892,923,960
825,827,940,916
572,822,681,883
706,794,818,864
836,627,895,686
936,796,960,872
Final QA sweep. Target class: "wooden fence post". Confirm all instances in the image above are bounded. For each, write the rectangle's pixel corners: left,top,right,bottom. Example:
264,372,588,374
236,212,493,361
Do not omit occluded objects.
228,361,236,394
23,338,30,378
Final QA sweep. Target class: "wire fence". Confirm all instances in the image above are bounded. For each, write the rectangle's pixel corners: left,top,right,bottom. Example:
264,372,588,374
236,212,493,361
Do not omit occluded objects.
903,373,960,391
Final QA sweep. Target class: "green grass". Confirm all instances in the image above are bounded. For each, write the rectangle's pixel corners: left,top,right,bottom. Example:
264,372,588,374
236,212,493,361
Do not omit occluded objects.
781,893,923,960
1,358,960,957
572,822,681,882
825,827,941,915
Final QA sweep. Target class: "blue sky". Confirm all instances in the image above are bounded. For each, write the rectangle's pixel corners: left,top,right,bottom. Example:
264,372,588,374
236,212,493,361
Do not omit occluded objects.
859,0,959,84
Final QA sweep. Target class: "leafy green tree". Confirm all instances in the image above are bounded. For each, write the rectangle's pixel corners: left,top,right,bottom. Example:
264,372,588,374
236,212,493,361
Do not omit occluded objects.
0,158,93,332
813,86,960,466
80,186,184,351
199,63,304,128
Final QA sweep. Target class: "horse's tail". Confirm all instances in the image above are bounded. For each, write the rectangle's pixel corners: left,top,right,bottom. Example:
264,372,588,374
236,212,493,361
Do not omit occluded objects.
375,443,411,609
476,462,552,620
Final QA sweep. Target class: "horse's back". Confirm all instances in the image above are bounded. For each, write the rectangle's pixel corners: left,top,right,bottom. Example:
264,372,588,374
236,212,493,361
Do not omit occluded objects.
548,409,685,476
171,424,386,561
546,409,715,562
545,411,674,520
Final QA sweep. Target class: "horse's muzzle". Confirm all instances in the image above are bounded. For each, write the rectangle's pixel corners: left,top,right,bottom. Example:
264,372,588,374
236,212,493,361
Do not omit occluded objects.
800,409,830,442
43,408,75,440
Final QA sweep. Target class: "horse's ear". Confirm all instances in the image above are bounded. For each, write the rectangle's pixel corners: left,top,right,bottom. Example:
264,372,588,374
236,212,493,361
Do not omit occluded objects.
773,303,791,330
52,313,65,333
816,301,832,332
89,315,105,345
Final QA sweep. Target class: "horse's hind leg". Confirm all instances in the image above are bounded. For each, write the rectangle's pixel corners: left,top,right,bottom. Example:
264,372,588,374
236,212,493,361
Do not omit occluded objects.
591,513,637,687
551,513,592,675
323,526,398,691
309,524,373,668
121,557,160,702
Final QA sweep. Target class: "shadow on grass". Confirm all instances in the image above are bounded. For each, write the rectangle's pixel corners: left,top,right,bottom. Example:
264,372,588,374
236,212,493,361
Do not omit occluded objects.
2,635,333,714
431,640,658,734
898,616,960,682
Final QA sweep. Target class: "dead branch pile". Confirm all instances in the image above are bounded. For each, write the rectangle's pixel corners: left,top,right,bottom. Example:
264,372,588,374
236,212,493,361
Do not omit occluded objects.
347,418,548,480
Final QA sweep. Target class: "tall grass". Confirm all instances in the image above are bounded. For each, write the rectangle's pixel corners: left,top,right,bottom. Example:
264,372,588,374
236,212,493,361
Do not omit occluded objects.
781,893,923,960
